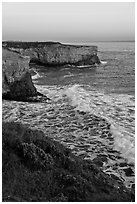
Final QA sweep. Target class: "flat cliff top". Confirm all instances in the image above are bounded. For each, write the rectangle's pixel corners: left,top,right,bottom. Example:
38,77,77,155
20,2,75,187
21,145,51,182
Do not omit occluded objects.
2,41,98,51
2,47,24,60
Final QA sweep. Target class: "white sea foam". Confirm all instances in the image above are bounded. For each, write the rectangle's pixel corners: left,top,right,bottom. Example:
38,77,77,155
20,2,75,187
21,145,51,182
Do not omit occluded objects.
35,83,135,164
76,65,95,68
3,83,135,188
63,84,135,164
63,73,75,78
32,70,42,80
100,60,107,65
110,125,135,164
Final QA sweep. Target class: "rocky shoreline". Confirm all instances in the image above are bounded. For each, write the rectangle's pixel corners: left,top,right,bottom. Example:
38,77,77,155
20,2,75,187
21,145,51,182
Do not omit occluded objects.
2,94,135,189
2,41,134,201
2,41,100,102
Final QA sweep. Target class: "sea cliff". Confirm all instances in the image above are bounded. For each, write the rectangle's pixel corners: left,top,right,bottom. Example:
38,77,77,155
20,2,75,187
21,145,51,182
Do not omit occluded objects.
2,48,48,102
2,42,134,202
2,41,101,101
2,41,101,66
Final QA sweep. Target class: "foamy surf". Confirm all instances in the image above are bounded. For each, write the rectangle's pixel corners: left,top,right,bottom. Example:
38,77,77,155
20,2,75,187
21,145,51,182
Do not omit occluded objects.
63,84,135,164
100,60,107,65
3,83,135,188
110,125,135,164
63,72,75,78
76,65,96,68
32,70,42,80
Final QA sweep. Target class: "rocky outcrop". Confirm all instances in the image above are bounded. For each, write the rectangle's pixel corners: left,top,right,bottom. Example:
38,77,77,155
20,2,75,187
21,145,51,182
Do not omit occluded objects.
2,41,100,101
3,121,133,202
2,48,48,102
3,41,101,66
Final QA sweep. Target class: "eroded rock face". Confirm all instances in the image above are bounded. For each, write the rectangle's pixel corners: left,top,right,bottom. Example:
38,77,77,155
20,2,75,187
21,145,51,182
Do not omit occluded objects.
3,41,101,66
2,48,37,100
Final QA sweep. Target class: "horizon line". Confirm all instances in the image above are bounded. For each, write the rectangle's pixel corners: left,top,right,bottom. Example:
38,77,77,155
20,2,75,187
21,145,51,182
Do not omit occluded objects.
2,40,135,43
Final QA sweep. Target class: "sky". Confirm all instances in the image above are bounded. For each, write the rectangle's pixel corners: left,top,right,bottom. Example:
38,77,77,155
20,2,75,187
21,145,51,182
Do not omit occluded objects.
2,2,135,43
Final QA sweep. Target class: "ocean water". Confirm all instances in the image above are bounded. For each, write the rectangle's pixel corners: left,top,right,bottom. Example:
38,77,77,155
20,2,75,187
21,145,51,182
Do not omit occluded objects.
3,42,135,188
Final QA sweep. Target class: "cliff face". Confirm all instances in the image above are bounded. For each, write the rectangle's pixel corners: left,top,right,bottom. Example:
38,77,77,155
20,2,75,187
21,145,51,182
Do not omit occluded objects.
3,41,101,66
2,48,37,100
2,41,100,101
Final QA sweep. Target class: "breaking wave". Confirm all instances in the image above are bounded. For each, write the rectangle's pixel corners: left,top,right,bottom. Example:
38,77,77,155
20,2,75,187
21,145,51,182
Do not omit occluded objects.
34,83,135,166
63,84,135,164
32,70,42,80
3,83,135,188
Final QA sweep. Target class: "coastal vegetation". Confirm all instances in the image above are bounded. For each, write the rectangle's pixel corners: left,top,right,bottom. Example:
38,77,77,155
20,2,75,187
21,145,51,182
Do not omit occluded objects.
2,41,134,202
2,122,132,202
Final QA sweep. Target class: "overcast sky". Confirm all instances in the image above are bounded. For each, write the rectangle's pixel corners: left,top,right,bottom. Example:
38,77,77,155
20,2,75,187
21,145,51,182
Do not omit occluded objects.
2,2,135,43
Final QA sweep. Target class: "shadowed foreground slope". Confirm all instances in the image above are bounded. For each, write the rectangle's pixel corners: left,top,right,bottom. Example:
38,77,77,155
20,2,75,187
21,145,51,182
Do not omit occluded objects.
2,122,133,202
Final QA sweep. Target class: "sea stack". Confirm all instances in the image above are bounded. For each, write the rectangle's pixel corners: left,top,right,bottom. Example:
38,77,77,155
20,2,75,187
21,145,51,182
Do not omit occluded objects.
2,48,37,101
2,41,101,102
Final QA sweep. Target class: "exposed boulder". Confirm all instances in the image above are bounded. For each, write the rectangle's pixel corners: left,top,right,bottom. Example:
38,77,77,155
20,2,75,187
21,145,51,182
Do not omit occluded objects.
3,71,37,100
3,41,101,66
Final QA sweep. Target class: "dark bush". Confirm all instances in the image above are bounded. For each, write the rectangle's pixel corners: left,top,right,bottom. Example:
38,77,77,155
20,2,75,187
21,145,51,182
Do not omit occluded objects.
2,122,132,202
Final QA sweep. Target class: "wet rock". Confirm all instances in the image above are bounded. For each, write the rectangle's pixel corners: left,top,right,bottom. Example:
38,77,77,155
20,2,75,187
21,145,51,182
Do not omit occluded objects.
24,95,50,103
